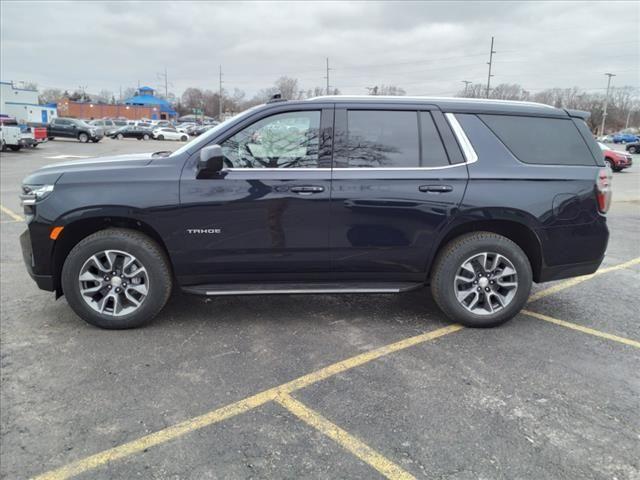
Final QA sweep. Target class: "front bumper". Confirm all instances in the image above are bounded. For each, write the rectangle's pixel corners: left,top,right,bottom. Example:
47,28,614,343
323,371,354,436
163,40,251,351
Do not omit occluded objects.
20,229,55,291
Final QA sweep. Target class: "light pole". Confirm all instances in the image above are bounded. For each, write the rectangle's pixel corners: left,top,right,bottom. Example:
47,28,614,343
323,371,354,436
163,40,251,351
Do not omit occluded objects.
462,80,472,95
600,73,616,136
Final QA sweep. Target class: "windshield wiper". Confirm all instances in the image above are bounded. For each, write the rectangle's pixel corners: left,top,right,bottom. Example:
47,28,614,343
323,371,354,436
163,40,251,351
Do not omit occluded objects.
151,151,172,158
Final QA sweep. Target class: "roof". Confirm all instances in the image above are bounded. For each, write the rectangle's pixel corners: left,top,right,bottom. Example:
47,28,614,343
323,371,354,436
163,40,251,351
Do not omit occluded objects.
302,95,565,117
124,94,177,114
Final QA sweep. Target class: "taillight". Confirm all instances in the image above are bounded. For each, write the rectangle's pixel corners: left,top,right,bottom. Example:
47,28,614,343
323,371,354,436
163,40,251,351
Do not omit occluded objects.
596,168,612,213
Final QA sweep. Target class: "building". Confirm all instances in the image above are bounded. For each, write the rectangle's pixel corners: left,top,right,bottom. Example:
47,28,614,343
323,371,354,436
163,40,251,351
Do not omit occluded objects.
57,97,158,121
124,86,177,120
0,81,58,124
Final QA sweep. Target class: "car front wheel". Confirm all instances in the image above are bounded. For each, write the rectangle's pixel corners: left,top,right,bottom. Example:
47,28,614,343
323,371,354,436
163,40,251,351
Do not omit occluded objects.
61,229,173,329
78,133,89,143
431,232,532,328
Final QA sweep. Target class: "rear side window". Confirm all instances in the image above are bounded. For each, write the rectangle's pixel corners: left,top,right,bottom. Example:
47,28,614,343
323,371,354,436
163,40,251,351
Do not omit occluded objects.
343,110,419,168
420,112,449,167
480,114,595,165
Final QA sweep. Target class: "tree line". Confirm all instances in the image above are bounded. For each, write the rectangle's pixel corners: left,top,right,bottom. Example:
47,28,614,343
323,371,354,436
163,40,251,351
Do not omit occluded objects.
34,78,638,132
457,83,639,133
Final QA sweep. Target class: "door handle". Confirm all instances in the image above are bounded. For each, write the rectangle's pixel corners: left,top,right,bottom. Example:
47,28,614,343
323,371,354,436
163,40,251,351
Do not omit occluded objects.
419,185,453,193
290,185,325,195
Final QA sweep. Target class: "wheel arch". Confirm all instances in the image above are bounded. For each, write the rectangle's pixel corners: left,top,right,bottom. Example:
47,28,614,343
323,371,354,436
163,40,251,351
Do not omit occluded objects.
428,217,544,283
52,215,173,296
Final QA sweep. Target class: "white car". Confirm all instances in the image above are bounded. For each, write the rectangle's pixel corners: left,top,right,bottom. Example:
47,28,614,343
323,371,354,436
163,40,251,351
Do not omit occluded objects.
152,128,189,141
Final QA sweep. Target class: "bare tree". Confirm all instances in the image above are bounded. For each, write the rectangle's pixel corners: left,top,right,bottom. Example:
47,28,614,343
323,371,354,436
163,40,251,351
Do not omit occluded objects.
38,88,64,104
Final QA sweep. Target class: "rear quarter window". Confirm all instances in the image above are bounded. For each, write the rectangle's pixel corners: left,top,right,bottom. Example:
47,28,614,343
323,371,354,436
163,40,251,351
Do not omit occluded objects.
479,114,596,166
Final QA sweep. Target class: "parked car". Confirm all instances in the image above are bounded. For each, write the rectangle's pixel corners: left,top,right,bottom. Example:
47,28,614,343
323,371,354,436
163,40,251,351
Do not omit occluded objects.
598,134,614,143
153,127,189,141
0,117,35,151
150,120,172,129
89,119,119,136
192,124,216,136
598,142,633,171
19,96,611,330
612,133,639,144
107,126,152,140
625,142,639,154
47,117,103,143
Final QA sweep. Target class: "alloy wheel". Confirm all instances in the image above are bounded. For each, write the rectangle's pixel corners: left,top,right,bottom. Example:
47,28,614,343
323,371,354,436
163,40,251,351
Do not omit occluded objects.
78,249,149,316
453,252,518,315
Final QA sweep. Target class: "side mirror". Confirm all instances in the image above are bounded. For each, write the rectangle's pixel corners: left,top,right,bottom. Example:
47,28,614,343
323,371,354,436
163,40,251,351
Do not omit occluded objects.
198,145,224,174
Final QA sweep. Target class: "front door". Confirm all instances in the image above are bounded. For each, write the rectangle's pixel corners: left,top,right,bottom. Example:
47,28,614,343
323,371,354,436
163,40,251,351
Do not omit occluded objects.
329,106,468,277
177,106,333,284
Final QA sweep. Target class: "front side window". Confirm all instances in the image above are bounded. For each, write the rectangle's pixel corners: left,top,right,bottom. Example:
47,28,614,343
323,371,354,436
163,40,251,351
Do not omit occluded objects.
221,111,321,168
339,110,420,168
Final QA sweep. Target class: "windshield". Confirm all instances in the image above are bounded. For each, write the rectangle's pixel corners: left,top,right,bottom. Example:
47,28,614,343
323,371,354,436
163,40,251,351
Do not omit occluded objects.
171,105,264,157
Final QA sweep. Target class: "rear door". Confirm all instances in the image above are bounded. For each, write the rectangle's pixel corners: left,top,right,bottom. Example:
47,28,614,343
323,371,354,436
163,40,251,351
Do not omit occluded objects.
330,105,468,277
177,104,334,284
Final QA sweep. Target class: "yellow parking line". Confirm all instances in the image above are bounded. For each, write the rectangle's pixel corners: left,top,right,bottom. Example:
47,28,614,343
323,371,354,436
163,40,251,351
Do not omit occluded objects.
522,310,640,348
33,324,462,480
528,256,640,303
276,393,415,480
0,204,23,222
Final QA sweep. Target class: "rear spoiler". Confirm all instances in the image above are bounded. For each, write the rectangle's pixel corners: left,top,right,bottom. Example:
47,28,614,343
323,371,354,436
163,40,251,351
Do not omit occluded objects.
564,109,590,120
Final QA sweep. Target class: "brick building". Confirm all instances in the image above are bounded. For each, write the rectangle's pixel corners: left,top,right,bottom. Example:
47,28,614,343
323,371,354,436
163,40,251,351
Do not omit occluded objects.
57,97,157,121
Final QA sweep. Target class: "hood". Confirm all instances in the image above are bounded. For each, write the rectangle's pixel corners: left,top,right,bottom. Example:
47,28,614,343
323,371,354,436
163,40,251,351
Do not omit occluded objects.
22,152,157,185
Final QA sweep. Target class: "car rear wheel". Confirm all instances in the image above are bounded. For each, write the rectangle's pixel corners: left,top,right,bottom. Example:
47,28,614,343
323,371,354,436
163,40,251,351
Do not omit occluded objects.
117,133,124,140
78,132,89,143
430,232,532,328
157,135,164,140
61,229,173,329
143,134,150,141
181,135,188,141
628,146,637,154
605,159,614,171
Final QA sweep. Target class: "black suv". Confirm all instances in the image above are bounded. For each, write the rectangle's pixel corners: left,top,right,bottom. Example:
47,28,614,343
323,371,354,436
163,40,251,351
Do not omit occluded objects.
20,96,610,329
47,117,104,143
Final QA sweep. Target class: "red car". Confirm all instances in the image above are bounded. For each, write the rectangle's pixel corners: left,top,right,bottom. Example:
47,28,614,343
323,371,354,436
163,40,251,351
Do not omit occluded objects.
598,142,633,172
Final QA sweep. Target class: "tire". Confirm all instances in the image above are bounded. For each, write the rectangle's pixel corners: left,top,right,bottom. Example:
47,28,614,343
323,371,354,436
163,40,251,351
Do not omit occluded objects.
628,146,637,154
48,137,54,141
8,145,21,151
92,139,100,143
430,232,532,328
157,135,164,140
181,135,188,141
143,134,150,141
61,228,173,329
117,133,124,140
78,132,89,143
605,159,614,170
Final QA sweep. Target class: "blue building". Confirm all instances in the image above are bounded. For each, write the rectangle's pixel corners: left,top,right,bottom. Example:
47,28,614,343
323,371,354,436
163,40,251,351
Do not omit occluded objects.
124,86,177,120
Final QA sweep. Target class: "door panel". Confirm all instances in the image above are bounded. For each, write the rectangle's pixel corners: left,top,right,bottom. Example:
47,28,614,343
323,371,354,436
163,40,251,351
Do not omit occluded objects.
177,107,333,284
329,107,468,275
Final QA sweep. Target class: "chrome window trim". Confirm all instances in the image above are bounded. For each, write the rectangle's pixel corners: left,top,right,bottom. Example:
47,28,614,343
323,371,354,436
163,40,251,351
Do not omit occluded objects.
444,113,478,164
222,112,477,172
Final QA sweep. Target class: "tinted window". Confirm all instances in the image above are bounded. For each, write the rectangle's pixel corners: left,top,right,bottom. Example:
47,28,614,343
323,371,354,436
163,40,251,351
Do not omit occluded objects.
340,110,419,168
221,111,321,168
420,112,449,167
480,114,596,165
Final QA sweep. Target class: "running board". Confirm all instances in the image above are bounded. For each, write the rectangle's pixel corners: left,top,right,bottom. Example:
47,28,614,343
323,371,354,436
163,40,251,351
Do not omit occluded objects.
182,282,423,296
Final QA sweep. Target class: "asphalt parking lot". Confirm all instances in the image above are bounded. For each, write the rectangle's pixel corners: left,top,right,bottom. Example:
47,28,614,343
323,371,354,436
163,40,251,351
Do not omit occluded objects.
1,138,639,480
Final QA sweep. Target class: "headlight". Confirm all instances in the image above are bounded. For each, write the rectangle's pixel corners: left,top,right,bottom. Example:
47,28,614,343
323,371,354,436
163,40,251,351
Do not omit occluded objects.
21,184,54,205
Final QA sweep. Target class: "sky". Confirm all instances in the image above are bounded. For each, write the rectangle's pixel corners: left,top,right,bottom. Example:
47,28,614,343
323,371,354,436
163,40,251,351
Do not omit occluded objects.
1,1,638,99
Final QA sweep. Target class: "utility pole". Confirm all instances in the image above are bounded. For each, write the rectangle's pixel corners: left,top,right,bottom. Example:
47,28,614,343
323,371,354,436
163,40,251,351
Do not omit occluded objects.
625,108,633,129
325,57,331,95
462,80,472,95
218,65,224,120
486,36,495,99
600,73,616,136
